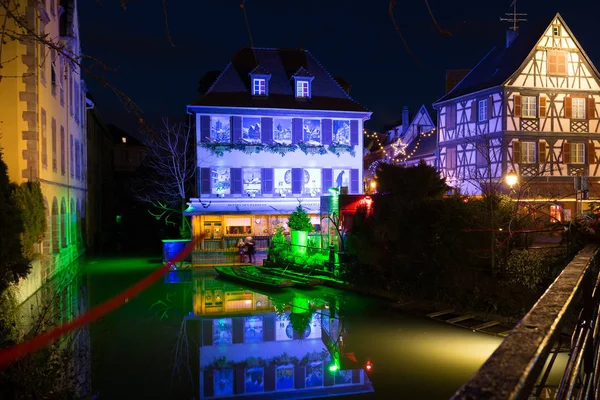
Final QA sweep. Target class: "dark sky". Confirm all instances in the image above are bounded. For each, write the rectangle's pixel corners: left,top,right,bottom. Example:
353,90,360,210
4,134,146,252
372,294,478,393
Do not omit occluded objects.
78,1,598,134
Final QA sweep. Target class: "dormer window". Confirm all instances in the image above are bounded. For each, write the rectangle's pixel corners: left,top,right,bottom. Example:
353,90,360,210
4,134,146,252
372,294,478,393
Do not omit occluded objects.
296,80,309,98
253,78,266,96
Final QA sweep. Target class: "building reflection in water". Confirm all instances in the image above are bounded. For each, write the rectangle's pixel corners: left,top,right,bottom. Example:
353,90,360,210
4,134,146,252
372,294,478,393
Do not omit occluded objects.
187,275,373,399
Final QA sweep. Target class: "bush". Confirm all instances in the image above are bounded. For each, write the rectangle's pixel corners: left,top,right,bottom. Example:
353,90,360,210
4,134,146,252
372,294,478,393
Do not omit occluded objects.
287,205,314,232
12,181,46,260
267,226,291,264
501,249,552,290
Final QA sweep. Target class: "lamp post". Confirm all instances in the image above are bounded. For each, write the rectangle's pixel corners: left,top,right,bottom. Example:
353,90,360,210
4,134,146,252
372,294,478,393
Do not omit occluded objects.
505,172,518,189
369,180,377,194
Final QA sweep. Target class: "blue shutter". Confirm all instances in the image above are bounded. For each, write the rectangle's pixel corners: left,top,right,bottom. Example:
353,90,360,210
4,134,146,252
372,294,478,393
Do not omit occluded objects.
350,168,359,194
231,167,242,194
232,318,244,344
264,365,276,391
322,119,333,144
263,315,275,341
350,120,359,145
232,116,242,143
261,117,273,144
261,168,273,194
234,367,245,394
292,168,303,194
322,168,332,193
203,371,214,398
202,320,213,345
200,116,210,142
200,168,211,194
292,118,303,144
294,364,305,389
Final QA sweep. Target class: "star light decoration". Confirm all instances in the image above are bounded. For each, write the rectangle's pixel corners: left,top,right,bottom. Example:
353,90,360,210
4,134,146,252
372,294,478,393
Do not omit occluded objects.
365,128,437,165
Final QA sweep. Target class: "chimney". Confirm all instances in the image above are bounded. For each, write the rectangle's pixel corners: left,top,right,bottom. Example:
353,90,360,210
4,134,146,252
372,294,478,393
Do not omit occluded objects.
402,106,409,131
506,30,518,48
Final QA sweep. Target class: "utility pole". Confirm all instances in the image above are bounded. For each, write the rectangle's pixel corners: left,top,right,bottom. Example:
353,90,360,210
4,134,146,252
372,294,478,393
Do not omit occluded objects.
500,0,528,32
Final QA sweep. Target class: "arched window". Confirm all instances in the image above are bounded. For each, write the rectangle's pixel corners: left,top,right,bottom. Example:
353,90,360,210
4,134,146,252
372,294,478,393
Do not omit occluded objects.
70,198,76,244
52,197,59,252
60,198,67,248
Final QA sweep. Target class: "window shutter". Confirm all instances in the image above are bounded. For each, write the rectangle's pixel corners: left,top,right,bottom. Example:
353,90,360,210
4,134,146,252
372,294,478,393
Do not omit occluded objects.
200,168,211,194
231,168,242,194
587,97,596,119
264,366,276,392
202,320,213,346
232,318,244,344
447,105,456,130
263,315,275,342
350,120,359,145
514,95,522,117
261,117,273,144
539,141,546,163
291,168,303,194
487,97,493,120
563,141,571,164
589,142,596,164
200,116,210,142
512,140,521,163
204,371,214,398
231,116,241,143
471,101,477,122
292,118,303,144
234,367,245,393
350,169,359,194
565,96,572,119
539,96,546,118
261,168,273,194
322,168,332,193
321,119,332,144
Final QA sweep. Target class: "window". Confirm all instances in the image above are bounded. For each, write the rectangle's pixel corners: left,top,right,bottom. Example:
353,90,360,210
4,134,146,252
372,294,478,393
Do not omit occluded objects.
242,167,262,196
252,78,266,96
550,205,563,223
552,26,561,37
303,168,322,197
80,144,85,182
244,316,263,343
211,167,231,194
209,116,231,143
274,168,292,196
476,142,488,166
75,141,80,179
40,35,46,86
70,134,74,177
60,57,65,106
242,117,261,143
522,96,537,118
122,136,127,143
41,109,47,169
74,81,80,124
333,168,350,190
572,97,586,119
478,100,488,122
446,104,457,130
571,142,585,164
50,0,55,16
521,142,536,163
548,50,567,75
213,318,232,345
446,147,456,169
51,119,57,172
50,50,56,96
333,120,351,145
60,126,65,175
296,80,309,98
302,119,321,144
273,118,292,144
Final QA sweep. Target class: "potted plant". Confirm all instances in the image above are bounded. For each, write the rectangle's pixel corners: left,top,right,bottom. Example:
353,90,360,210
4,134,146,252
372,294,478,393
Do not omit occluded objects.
287,204,314,256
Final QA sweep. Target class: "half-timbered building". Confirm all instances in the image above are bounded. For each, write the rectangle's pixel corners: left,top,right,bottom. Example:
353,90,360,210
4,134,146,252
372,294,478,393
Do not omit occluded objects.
434,13,600,220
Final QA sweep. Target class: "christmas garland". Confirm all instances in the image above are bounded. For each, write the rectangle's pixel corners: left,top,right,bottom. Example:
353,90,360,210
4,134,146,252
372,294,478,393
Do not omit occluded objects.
200,142,355,158
204,350,330,371
328,143,356,157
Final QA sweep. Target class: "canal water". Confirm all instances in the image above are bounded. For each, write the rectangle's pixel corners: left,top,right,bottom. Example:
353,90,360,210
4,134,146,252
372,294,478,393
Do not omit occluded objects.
85,257,566,399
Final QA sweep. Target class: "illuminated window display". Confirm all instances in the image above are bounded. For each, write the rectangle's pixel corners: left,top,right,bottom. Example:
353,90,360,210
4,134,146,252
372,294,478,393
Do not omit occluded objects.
273,118,292,144
243,167,262,195
303,168,322,197
303,119,321,144
244,316,263,343
225,217,251,235
210,116,231,143
274,168,292,196
242,117,261,143
335,370,353,385
270,216,288,235
246,367,265,393
333,120,351,145
333,168,350,189
276,365,294,390
211,167,230,194
214,369,233,396
213,318,232,345
305,362,323,387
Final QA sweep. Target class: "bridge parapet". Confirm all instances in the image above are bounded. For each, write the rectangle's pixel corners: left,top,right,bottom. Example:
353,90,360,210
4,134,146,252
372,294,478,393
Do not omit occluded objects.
452,244,600,400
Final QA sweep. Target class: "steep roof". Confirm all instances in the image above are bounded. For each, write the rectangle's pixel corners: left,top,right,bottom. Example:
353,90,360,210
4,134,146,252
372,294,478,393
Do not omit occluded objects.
190,47,369,113
435,13,599,104
403,130,438,161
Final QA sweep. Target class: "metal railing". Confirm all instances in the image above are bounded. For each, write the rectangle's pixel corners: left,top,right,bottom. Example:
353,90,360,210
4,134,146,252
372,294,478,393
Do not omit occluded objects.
452,245,600,400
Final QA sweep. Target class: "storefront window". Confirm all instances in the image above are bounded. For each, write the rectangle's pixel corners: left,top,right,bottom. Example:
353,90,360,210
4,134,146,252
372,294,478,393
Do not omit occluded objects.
225,217,251,235
333,120,351,145
274,169,292,196
550,205,563,223
332,168,350,190
253,216,269,235
242,117,261,143
243,167,262,195
211,167,231,194
303,168,322,197
273,118,292,144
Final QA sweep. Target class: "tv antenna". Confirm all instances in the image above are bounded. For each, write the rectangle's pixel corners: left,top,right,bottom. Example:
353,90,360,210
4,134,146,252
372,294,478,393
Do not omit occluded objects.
500,0,527,32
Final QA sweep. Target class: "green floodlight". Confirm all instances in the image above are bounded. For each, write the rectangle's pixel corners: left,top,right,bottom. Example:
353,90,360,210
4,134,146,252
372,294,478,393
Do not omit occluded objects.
328,364,339,372
328,187,340,195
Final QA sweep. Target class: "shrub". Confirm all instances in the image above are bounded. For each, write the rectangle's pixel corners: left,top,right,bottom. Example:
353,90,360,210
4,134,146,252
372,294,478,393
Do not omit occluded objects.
287,205,314,232
12,181,46,260
501,249,552,290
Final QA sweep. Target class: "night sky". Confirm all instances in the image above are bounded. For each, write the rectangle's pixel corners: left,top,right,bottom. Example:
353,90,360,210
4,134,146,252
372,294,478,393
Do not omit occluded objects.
79,1,599,134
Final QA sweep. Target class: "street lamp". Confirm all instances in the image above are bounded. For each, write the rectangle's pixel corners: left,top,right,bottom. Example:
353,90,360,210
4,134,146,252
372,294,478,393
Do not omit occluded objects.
505,173,518,188
369,180,377,193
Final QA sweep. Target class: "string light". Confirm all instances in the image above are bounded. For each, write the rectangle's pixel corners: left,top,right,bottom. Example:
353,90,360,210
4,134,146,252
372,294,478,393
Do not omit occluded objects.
366,127,437,165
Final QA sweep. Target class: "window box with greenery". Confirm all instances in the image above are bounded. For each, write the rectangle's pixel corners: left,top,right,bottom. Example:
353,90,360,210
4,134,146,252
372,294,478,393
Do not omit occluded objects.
328,143,356,157
297,142,328,156
287,204,314,256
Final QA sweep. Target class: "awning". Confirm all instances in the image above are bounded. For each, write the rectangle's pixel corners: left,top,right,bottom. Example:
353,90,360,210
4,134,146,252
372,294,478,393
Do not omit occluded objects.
184,197,321,216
